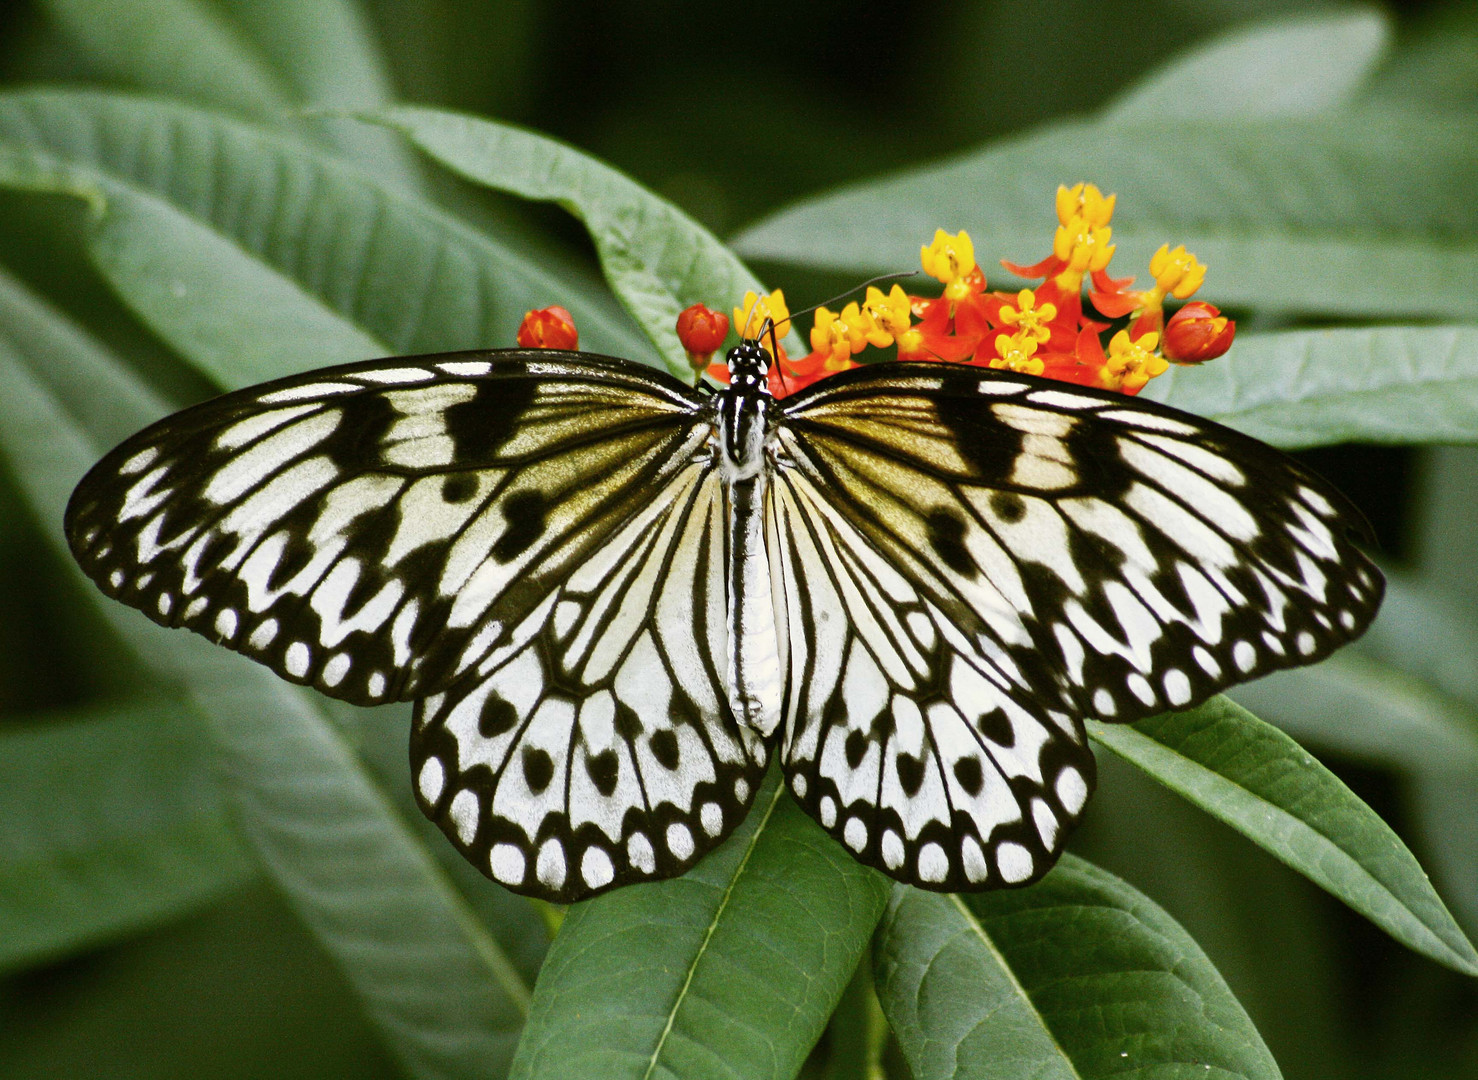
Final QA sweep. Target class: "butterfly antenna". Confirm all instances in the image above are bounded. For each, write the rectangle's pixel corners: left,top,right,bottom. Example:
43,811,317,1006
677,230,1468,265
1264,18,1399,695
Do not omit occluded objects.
760,316,793,394
785,270,917,326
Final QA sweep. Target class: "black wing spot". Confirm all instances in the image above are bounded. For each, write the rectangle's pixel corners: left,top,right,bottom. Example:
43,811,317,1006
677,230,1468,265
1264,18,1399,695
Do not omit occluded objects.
522,746,554,793
445,380,537,460
441,474,479,503
990,491,1026,523
953,756,984,797
895,753,925,797
925,508,976,578
614,701,644,740
585,749,619,796
845,729,869,769
492,490,546,562
650,729,680,770
974,706,1016,748
478,697,519,739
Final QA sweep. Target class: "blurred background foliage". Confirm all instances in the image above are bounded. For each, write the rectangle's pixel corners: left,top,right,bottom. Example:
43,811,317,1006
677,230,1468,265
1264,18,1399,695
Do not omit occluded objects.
0,0,1475,1077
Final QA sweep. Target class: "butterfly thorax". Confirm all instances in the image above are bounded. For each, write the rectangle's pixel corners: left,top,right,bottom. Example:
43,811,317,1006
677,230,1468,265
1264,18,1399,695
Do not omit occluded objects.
717,341,783,736
717,340,773,482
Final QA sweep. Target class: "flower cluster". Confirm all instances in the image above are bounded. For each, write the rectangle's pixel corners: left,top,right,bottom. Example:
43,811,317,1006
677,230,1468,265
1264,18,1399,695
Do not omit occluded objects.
516,184,1235,400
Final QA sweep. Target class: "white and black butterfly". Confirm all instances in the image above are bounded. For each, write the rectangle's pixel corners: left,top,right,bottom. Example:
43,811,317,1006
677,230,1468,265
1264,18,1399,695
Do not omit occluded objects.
66,341,1382,902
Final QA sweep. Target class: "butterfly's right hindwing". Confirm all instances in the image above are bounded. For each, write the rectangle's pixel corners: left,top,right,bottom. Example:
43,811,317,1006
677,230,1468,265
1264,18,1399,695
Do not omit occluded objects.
64,349,708,707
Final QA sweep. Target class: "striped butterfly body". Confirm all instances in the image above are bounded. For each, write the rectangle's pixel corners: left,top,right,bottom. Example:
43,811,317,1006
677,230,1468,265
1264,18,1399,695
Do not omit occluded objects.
66,342,1383,902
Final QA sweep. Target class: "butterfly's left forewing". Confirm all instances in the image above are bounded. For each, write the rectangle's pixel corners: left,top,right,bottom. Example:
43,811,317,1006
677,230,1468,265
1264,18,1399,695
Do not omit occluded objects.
65,350,710,707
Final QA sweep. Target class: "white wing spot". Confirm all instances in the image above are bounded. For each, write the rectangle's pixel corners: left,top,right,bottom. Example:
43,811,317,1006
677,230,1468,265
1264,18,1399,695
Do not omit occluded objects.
881,830,905,870
666,823,695,860
961,836,989,883
257,381,360,404
843,817,867,852
997,842,1034,883
1032,799,1059,849
537,839,567,889
449,789,479,845
1296,630,1317,655
581,846,615,889
119,447,160,475
184,597,208,620
1339,610,1356,630
917,842,949,883
490,843,526,885
438,360,494,377
367,671,387,698
1163,668,1192,706
1127,673,1156,707
1233,640,1257,672
1056,766,1088,814
1262,631,1286,656
157,593,173,616
285,641,310,678
215,609,238,640
322,652,351,687
248,618,278,648
1092,688,1117,717
417,757,445,805
109,570,125,588
627,832,656,874
353,366,435,384
700,802,723,837
819,795,838,828
1193,646,1221,678
736,777,752,802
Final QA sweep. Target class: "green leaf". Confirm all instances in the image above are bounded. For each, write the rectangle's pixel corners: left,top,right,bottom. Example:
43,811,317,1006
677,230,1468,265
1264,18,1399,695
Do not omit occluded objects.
875,856,1282,1080
1142,324,1478,448
370,105,795,376
0,269,530,1080
509,772,889,1080
1089,698,1478,976
1104,10,1390,122
1367,2,1478,113
732,111,1478,320
0,89,646,391
40,0,422,189
0,699,250,973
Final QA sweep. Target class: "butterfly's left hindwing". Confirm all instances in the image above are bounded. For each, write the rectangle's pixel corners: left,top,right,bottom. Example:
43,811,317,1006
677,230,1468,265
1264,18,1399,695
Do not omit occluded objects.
411,465,769,902
65,350,708,708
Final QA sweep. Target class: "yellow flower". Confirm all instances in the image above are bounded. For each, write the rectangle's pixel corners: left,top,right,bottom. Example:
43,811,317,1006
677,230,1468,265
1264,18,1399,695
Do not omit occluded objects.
1101,329,1167,393
997,288,1057,346
809,304,868,369
859,284,912,347
1056,182,1115,229
1148,243,1207,300
1053,215,1115,276
920,229,978,300
733,288,791,347
990,333,1044,376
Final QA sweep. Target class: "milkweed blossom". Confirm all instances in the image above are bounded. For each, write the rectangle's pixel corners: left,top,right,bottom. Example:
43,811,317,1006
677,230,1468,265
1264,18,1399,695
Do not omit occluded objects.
534,186,1236,399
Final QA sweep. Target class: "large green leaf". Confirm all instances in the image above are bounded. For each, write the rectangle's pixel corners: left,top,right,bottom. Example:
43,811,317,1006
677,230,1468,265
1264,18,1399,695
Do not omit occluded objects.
0,89,646,391
0,699,250,974
1103,10,1390,122
0,268,530,1080
370,105,797,376
1144,324,1478,447
732,111,1478,320
875,856,1281,1080
40,0,422,190
1089,698,1478,975
509,772,889,1080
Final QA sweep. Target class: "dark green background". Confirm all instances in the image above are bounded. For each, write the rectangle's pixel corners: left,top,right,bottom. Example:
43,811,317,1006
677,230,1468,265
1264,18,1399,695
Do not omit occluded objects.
0,1,1473,1077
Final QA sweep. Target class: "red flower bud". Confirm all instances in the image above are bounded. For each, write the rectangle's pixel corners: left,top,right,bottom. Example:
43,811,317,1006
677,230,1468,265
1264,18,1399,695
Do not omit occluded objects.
1163,301,1234,363
676,303,730,368
516,305,579,350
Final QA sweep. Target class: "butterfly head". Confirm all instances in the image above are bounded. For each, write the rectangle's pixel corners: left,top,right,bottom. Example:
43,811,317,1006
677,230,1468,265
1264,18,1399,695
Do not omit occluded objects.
726,339,772,395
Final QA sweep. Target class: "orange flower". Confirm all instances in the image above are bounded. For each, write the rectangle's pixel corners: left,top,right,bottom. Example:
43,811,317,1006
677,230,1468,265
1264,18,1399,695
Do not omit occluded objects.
676,303,730,370
516,305,578,350
1164,301,1235,363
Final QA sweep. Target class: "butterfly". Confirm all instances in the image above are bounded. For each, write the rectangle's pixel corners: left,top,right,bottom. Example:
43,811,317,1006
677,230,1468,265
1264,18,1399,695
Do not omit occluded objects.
65,339,1383,902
